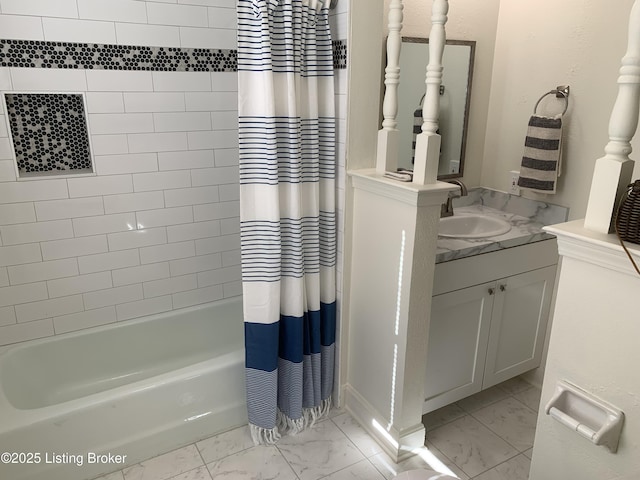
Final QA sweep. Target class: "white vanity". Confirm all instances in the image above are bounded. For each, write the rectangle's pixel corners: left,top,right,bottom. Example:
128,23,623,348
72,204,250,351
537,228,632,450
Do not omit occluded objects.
423,189,568,414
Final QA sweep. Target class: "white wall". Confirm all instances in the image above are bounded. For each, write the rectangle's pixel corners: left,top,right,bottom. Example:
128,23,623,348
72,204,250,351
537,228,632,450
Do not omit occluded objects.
0,0,241,346
482,0,640,220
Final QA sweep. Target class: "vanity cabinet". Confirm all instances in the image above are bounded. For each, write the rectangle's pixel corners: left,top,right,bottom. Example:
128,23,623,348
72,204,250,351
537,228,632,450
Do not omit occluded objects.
423,239,558,413
424,281,493,411
482,265,555,388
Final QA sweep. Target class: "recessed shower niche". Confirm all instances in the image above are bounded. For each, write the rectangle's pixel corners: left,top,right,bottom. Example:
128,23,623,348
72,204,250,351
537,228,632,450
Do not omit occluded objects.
2,92,94,178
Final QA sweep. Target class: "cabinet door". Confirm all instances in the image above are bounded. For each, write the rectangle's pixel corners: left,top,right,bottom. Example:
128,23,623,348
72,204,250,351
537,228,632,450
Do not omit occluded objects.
482,265,556,389
423,282,494,413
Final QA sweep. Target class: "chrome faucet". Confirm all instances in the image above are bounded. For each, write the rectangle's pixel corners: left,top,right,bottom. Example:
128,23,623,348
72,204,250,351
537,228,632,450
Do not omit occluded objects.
441,179,468,217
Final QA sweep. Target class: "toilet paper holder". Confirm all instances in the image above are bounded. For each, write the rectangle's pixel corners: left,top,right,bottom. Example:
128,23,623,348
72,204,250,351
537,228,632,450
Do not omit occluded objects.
545,380,625,453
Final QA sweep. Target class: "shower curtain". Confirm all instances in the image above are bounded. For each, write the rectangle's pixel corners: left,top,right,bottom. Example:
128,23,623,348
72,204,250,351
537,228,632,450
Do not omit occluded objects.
237,0,337,443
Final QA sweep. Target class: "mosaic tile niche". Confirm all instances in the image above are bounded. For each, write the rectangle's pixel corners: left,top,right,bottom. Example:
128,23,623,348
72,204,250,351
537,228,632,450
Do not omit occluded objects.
3,93,93,176
332,40,347,69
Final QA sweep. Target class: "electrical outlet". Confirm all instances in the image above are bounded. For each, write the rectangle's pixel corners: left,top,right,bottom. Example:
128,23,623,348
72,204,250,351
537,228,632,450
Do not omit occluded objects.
509,170,521,196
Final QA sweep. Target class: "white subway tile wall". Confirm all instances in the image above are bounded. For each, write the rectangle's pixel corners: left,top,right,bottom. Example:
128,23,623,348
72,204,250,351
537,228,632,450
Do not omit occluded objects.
42,18,118,44
329,6,348,353
180,27,236,50
0,15,46,40
1,0,79,20
0,0,348,349
114,23,181,47
0,0,242,345
0,268,9,287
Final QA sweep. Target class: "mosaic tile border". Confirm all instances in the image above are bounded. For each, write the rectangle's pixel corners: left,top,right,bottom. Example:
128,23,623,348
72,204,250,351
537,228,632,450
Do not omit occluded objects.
0,39,347,72
0,39,237,72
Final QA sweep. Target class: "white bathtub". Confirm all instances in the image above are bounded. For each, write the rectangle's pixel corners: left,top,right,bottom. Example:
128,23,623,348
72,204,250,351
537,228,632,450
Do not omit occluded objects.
0,297,247,480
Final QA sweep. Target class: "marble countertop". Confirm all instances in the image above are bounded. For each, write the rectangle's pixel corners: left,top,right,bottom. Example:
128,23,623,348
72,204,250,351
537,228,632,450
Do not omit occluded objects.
436,188,569,263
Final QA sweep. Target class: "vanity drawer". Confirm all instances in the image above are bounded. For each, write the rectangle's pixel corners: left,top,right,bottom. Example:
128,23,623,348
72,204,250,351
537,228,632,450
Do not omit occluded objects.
432,238,558,295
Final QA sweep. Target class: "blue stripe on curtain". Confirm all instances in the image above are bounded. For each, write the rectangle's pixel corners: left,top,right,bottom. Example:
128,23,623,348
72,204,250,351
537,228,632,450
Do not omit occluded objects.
245,322,280,371
280,315,304,361
320,301,336,346
246,307,336,366
239,0,336,445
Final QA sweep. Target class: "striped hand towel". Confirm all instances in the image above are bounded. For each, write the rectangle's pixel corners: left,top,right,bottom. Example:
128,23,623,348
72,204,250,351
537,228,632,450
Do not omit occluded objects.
517,114,563,193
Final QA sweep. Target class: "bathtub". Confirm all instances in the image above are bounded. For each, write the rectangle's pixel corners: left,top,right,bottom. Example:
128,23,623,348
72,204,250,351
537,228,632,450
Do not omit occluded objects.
0,297,247,480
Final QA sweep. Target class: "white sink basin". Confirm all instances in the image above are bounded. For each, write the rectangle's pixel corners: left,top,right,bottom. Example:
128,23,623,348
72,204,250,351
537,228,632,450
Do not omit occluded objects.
439,214,512,239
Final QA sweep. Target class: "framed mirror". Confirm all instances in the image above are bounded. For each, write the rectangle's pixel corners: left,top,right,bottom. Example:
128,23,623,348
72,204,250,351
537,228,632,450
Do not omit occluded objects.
396,37,475,179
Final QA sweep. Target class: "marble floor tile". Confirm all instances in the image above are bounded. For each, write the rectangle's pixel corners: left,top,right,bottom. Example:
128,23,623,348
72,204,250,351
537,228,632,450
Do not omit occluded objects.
368,445,469,480
456,386,510,413
367,452,402,480
196,425,255,463
93,472,125,480
332,413,383,457
369,452,434,480
427,415,518,478
421,442,471,480
321,459,386,480
496,377,533,395
473,454,531,480
327,406,347,419
471,397,538,452
206,445,297,480
168,466,212,480
123,445,204,480
276,418,364,480
91,386,546,480
422,403,466,430
513,386,542,412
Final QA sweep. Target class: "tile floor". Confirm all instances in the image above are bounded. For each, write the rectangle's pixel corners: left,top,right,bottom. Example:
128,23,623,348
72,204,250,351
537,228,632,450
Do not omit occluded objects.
93,376,541,480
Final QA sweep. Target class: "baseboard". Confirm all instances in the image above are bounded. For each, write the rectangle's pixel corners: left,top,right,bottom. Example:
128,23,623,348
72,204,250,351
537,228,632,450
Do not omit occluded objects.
343,384,426,463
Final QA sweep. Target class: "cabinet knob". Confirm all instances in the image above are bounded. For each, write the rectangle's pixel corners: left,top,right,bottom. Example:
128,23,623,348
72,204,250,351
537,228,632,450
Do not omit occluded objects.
488,287,495,295
499,284,506,292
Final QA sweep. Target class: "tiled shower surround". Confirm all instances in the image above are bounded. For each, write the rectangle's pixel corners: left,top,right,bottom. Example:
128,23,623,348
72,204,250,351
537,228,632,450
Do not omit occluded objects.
0,0,348,348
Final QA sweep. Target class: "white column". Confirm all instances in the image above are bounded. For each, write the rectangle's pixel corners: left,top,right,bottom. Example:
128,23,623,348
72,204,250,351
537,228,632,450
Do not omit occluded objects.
345,172,455,462
413,0,448,185
376,0,403,174
583,0,640,233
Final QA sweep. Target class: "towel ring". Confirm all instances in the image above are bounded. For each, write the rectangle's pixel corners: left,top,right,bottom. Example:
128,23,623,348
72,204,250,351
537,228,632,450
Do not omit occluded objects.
534,87,569,116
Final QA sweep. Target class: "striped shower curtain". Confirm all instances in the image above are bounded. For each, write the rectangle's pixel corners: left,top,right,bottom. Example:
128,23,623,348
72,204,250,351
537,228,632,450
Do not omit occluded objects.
237,0,337,443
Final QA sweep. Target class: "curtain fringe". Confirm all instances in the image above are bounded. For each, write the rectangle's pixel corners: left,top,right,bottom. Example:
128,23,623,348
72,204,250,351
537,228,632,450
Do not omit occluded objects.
251,398,333,445
279,397,333,435
249,424,281,445
277,411,306,434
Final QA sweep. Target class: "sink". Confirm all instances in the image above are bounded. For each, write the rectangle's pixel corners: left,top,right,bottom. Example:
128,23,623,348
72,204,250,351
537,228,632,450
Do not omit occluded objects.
439,214,512,239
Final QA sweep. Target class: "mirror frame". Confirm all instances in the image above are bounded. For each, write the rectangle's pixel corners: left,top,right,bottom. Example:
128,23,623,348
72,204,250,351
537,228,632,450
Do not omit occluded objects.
399,37,476,180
